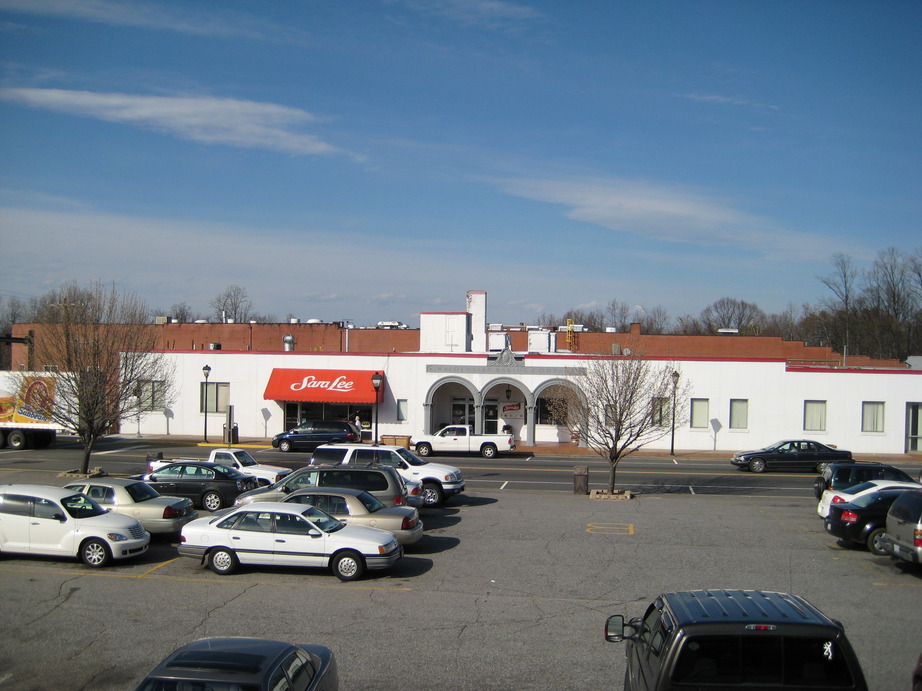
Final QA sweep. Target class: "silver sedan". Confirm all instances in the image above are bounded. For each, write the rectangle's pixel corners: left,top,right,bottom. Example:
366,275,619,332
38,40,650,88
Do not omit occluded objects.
282,487,424,545
63,478,198,534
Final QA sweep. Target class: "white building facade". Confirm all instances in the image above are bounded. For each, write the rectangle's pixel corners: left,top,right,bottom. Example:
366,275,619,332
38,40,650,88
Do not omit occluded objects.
136,293,922,455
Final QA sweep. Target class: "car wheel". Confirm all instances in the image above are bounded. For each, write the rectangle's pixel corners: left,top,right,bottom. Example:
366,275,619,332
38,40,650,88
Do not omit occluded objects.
748,458,766,473
416,443,432,457
6,431,26,450
421,482,444,507
279,440,292,452
867,527,889,556
80,538,111,568
481,443,497,459
209,547,238,575
813,479,826,500
331,550,364,581
202,491,224,512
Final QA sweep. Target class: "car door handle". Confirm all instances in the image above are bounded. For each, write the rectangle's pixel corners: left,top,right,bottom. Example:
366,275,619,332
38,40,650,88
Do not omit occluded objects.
232,536,242,540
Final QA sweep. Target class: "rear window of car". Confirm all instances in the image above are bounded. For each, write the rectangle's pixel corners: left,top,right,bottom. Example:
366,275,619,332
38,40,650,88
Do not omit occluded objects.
311,447,348,464
672,635,854,686
890,491,922,522
319,470,387,492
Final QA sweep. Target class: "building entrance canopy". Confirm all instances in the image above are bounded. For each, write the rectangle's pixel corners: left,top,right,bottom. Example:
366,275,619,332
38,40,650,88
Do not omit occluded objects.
263,369,383,403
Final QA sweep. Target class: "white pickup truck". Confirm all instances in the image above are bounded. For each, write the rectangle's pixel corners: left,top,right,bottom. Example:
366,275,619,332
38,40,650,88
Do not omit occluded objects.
146,448,291,486
410,425,515,459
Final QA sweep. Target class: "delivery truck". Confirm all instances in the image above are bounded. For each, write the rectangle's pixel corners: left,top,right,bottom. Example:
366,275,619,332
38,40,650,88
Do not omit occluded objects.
0,372,60,449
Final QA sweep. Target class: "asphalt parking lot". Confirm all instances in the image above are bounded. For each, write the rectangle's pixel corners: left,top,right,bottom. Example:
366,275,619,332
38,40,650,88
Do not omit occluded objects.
0,474,920,690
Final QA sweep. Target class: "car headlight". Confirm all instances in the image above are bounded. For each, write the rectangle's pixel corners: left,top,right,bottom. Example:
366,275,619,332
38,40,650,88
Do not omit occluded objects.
106,532,130,542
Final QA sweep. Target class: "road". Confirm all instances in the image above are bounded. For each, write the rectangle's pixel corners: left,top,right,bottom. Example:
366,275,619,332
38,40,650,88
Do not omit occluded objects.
6,436,908,499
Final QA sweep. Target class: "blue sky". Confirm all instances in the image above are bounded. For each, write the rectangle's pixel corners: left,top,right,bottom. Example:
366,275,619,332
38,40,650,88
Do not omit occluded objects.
1,0,919,327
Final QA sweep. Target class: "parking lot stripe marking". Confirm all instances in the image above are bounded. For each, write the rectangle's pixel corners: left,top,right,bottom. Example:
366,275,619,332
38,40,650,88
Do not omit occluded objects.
96,445,150,455
138,559,178,576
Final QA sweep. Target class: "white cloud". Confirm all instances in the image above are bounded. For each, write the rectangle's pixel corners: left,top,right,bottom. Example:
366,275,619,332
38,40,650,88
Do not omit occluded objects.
494,176,858,262
396,0,541,30
0,88,358,158
0,0,278,39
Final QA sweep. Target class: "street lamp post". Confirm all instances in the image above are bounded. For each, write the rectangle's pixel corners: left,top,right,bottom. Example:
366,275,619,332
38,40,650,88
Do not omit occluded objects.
371,371,383,445
670,370,680,456
202,364,212,443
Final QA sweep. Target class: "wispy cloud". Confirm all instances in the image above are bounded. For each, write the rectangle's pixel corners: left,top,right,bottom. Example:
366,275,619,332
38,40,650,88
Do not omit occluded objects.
0,0,280,39
0,88,358,158
396,0,541,30
681,92,779,111
494,176,851,262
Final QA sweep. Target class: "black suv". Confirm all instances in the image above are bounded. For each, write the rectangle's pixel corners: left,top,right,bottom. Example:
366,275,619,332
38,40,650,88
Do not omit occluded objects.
813,461,915,500
271,420,361,452
605,589,867,690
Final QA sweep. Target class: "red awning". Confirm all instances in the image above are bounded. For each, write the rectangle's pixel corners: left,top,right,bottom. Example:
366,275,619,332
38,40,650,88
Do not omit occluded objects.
263,369,383,403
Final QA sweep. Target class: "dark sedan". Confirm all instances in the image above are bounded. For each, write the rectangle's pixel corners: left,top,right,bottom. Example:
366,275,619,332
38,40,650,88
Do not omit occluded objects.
134,636,338,691
731,440,852,473
824,487,911,555
141,461,258,511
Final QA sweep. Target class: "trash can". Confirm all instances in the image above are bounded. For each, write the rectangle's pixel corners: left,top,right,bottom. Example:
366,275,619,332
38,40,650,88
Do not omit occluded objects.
573,465,589,495
223,423,239,445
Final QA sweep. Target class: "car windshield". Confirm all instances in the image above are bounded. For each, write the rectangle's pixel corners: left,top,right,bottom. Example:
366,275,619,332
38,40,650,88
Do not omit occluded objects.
843,481,878,495
125,482,160,502
356,491,386,513
213,464,245,479
136,680,259,691
396,447,428,466
61,493,107,519
301,506,344,532
233,450,259,467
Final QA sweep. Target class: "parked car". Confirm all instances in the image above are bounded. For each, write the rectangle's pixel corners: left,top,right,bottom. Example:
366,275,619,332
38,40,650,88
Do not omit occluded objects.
133,636,338,691
880,489,922,566
272,420,362,452
179,501,402,580
816,478,921,518
147,448,291,486
62,478,198,534
141,461,259,511
411,424,515,459
282,487,423,545
824,487,911,555
234,464,410,509
311,443,464,506
604,589,867,690
730,440,851,473
0,484,149,567
813,461,916,500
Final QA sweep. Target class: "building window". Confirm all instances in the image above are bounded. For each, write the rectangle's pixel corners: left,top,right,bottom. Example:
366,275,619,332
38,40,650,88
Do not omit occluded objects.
138,380,165,411
201,382,230,414
804,400,826,432
652,397,669,427
397,399,408,422
861,402,884,433
690,399,709,429
729,399,748,430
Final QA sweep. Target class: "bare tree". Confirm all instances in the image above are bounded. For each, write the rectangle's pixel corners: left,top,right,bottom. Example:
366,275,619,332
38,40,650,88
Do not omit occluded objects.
700,297,766,335
548,349,689,493
818,252,859,354
13,282,175,473
210,284,254,323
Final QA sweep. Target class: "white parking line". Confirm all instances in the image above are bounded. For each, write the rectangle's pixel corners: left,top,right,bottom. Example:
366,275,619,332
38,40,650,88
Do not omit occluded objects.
95,445,150,455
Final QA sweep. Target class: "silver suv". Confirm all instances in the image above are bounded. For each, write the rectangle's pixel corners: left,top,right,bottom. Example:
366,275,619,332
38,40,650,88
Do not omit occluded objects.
234,464,409,508
310,443,465,507
881,489,922,566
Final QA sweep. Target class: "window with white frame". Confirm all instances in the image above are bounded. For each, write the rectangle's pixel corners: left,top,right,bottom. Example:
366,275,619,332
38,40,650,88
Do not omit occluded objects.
397,399,408,422
861,401,884,433
652,398,669,427
804,400,826,432
690,399,709,429
729,399,748,430
138,380,165,411
201,382,230,414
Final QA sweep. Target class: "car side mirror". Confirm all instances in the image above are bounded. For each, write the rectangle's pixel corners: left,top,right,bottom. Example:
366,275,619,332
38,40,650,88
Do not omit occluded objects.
53,513,67,522
604,615,638,642
308,529,322,538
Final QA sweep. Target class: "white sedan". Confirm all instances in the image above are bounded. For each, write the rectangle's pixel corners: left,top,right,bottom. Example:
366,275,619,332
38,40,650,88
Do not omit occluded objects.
817,478,922,517
178,501,402,581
